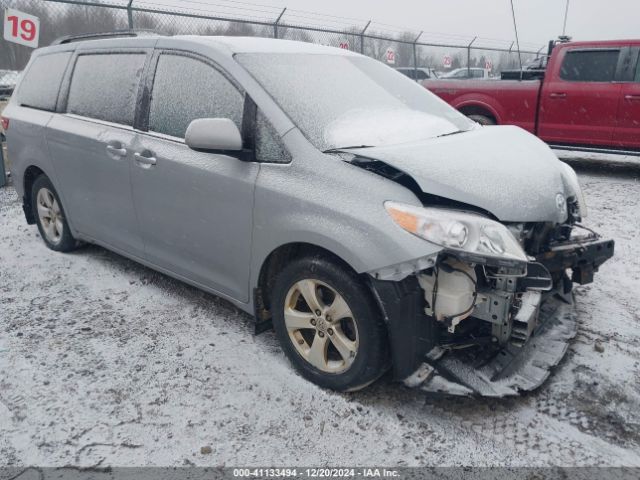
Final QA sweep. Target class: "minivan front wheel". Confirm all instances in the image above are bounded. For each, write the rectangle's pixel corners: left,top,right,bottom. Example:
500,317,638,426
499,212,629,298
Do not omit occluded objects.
31,175,77,252
271,256,389,391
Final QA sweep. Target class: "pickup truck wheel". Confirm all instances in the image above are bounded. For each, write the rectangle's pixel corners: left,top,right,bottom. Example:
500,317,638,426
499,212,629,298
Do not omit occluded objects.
271,256,389,392
467,114,496,126
31,175,78,252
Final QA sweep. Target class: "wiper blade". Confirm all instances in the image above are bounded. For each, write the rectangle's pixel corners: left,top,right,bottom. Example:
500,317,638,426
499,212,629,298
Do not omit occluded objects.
323,145,374,153
437,130,465,138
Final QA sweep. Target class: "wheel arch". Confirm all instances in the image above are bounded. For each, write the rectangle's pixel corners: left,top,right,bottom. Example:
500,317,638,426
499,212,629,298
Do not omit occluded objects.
22,165,47,224
254,241,358,324
455,100,501,124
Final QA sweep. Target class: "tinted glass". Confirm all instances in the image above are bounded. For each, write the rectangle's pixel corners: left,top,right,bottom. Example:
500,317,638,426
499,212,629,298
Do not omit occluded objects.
149,55,244,138
400,69,416,79
67,53,145,125
237,54,473,151
416,70,428,80
19,52,71,111
560,50,619,82
255,110,290,163
635,53,640,82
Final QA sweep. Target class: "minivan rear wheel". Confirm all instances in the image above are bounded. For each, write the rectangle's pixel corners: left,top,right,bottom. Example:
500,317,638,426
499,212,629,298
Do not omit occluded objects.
31,175,78,252
271,256,389,391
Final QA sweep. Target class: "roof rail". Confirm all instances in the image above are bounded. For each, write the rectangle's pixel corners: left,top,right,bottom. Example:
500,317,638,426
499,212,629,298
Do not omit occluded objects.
51,29,160,46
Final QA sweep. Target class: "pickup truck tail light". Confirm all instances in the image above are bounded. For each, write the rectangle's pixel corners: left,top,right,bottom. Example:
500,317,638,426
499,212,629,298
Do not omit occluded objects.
0,116,8,131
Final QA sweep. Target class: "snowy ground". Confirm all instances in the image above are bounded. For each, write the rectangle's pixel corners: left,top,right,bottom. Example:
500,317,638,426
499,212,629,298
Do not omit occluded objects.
0,156,639,468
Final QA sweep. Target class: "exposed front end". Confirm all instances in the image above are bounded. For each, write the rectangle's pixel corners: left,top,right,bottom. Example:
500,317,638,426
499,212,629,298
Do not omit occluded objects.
369,197,614,397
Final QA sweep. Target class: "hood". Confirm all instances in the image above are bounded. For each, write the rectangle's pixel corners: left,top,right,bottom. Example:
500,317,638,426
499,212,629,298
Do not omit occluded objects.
345,126,571,223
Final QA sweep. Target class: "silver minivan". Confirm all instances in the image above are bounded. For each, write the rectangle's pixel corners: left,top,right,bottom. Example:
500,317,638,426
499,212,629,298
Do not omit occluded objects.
2,33,614,396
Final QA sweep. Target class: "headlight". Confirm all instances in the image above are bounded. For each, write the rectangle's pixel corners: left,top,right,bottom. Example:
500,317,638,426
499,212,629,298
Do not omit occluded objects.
385,202,528,263
560,162,588,218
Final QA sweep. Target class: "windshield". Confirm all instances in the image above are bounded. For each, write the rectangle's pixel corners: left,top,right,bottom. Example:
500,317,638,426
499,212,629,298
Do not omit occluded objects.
236,53,474,151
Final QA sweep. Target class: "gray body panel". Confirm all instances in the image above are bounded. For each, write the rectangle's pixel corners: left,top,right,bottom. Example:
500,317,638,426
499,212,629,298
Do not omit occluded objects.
131,132,259,302
4,35,576,316
345,125,570,223
46,115,144,257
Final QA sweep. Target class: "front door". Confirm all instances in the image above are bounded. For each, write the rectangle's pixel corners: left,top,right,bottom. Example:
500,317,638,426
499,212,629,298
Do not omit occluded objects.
46,51,148,256
131,52,259,302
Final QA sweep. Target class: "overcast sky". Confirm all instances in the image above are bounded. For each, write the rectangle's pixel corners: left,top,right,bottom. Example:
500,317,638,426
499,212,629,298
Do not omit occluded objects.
153,0,640,50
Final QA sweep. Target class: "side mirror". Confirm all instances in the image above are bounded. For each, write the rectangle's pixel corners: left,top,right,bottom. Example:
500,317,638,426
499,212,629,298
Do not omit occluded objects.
185,118,242,152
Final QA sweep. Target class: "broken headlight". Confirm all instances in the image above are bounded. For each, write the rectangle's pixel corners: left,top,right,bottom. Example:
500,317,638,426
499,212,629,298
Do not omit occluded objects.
560,162,588,219
385,202,528,263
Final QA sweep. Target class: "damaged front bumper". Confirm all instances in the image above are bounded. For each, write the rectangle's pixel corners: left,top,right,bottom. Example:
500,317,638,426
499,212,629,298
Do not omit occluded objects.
405,293,577,397
369,235,614,397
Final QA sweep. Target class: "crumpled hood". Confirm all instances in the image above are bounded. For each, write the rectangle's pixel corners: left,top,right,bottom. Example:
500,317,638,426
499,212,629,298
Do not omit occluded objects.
345,125,572,223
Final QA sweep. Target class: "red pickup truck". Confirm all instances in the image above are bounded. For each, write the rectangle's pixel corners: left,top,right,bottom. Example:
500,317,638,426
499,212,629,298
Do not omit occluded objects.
423,40,640,152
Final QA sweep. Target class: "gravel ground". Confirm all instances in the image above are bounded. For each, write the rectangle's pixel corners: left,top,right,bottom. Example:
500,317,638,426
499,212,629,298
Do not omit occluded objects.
0,157,639,467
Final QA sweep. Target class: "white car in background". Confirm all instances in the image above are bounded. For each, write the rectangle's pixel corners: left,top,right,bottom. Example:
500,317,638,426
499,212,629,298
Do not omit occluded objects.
441,67,493,79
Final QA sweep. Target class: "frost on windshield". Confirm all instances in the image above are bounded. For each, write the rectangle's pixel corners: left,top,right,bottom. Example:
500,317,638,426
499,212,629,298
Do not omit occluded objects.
324,107,458,149
237,53,473,151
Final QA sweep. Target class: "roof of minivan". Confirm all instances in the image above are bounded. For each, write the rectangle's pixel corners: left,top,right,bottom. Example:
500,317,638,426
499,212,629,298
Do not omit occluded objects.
181,36,358,55
57,34,359,57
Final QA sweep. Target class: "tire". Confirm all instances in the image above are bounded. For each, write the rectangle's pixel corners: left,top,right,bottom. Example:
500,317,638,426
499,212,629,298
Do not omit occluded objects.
467,114,496,126
31,175,78,252
271,255,389,392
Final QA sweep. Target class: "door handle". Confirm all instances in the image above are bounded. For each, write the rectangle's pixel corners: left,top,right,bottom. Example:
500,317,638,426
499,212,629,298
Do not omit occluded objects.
106,144,127,156
134,152,157,166
549,92,567,99
624,94,640,101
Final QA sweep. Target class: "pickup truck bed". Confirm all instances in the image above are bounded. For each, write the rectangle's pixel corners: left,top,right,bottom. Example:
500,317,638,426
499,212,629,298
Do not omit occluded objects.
423,39,640,153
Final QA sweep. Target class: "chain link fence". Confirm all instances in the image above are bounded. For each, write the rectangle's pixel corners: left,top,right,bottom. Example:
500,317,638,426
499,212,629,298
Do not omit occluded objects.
0,0,544,75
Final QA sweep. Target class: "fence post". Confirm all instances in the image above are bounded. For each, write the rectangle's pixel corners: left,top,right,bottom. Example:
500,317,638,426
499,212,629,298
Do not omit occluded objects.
127,0,134,29
413,31,423,79
273,7,286,38
0,133,6,188
467,36,476,76
359,20,371,54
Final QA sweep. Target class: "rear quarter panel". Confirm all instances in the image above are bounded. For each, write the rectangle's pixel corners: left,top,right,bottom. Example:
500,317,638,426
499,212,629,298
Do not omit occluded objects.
3,101,55,199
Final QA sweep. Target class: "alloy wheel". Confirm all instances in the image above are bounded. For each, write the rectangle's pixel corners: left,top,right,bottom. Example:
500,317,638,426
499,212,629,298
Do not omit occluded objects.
36,187,63,244
284,279,359,374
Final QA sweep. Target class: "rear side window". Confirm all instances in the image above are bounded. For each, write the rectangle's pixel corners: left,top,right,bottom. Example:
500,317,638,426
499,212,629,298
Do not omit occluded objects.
67,53,146,125
149,54,244,139
635,53,640,82
19,52,72,111
560,50,619,82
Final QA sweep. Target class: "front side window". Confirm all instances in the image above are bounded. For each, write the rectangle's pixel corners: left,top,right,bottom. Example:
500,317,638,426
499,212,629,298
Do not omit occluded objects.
237,53,473,151
19,52,72,111
255,110,290,163
149,54,244,139
635,52,640,82
67,53,146,125
560,50,619,82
